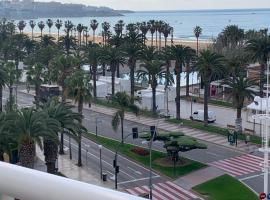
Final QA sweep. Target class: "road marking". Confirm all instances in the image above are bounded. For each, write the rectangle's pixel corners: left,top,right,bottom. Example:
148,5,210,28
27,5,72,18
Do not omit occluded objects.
118,176,160,185
205,151,220,157
127,166,142,175
239,173,263,181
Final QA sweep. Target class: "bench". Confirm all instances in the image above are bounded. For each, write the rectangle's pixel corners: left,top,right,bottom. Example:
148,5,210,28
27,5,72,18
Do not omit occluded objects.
244,128,254,135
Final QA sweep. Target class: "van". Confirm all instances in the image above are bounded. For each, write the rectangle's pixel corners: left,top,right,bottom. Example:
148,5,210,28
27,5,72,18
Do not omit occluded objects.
190,110,216,123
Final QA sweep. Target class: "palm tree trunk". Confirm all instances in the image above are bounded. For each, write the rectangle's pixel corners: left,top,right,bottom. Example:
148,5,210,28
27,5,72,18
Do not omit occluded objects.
59,82,66,155
260,63,265,97
112,68,115,96
165,37,167,47
130,63,135,102
155,31,158,48
235,108,242,133
0,85,2,112
57,29,60,42
203,81,210,126
77,97,83,167
93,66,97,99
152,86,157,113
186,69,190,97
196,37,199,55
117,62,120,78
102,63,106,76
121,115,124,143
159,32,162,50
19,137,35,169
93,30,95,43
31,29,34,40
176,72,181,120
9,86,13,111
44,139,58,174
151,33,154,46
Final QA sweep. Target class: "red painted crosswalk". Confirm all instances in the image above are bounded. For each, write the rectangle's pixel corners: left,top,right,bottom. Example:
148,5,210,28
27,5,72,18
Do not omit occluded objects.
126,181,202,200
209,154,264,177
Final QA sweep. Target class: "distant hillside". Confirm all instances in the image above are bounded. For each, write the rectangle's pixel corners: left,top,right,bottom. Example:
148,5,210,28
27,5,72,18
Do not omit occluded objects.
0,1,134,19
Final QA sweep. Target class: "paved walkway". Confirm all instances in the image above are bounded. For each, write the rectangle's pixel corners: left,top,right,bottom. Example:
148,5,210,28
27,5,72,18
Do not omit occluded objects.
35,146,114,189
87,104,258,153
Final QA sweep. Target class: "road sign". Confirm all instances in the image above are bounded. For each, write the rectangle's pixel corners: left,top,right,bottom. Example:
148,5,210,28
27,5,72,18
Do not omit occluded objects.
260,192,266,200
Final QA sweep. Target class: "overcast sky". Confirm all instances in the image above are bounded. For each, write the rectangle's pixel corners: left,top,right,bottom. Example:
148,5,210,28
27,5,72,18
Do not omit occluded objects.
36,0,270,11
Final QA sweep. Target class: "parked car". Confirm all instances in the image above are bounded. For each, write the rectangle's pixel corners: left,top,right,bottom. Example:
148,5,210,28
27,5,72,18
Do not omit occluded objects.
190,110,216,123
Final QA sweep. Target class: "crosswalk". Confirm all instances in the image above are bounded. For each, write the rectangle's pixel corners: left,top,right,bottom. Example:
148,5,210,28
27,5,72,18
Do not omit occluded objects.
209,154,264,177
125,181,202,200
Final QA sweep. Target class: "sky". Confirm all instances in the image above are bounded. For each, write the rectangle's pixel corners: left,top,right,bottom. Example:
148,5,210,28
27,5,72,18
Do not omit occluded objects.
36,0,270,11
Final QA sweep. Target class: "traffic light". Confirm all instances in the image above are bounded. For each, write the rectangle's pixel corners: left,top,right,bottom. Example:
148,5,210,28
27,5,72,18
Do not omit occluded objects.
132,127,138,139
113,159,116,168
150,126,156,140
115,166,120,174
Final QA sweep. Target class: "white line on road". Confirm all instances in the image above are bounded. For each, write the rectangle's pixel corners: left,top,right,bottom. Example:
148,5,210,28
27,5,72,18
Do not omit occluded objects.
239,173,263,181
117,176,160,185
205,151,221,157
127,166,143,175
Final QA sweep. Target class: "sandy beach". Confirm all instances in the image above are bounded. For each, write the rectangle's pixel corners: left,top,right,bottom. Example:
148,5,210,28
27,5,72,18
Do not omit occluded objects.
26,32,212,50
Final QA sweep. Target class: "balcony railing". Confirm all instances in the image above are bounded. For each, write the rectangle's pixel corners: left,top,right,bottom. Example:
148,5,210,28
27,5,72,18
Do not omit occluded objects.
0,161,144,200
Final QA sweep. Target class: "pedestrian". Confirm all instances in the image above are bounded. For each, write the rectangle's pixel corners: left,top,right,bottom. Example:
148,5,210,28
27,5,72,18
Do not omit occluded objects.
245,135,250,144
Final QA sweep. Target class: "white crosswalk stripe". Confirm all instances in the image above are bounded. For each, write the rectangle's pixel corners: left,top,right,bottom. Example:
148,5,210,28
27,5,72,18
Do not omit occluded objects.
209,154,264,177
125,181,202,200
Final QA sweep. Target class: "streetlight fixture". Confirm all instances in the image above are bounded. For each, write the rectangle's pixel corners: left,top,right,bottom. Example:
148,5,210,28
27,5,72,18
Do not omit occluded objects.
85,144,90,166
141,125,157,200
113,127,139,189
98,145,103,179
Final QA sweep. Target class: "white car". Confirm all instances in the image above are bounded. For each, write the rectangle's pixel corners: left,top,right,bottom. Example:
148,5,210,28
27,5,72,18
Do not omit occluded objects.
190,110,216,123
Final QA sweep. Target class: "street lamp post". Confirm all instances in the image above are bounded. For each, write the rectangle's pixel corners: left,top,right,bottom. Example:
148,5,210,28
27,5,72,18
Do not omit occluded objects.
85,144,90,166
69,134,72,160
98,145,103,179
114,127,139,189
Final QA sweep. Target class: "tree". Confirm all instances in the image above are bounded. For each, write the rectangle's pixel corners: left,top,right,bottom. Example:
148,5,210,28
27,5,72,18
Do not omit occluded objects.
195,50,225,126
162,23,172,47
138,59,173,113
112,92,139,143
139,22,149,45
99,46,126,96
194,26,202,55
17,20,26,34
65,69,92,166
29,20,36,40
41,99,85,173
184,48,197,97
4,108,59,169
38,21,45,37
148,20,156,47
55,19,63,41
90,19,99,43
245,37,270,97
101,22,110,45
171,45,190,119
85,43,100,100
222,73,256,133
0,64,7,112
123,31,143,101
46,19,54,35
76,23,84,46
140,46,157,62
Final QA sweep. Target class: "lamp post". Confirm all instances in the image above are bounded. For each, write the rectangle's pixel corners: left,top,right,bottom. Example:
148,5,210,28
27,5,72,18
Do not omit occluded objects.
69,134,72,160
114,127,139,189
191,72,194,116
85,144,90,166
98,145,103,179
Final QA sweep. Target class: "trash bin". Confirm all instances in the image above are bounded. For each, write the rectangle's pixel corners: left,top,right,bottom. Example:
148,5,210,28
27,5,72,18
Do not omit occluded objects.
102,173,107,182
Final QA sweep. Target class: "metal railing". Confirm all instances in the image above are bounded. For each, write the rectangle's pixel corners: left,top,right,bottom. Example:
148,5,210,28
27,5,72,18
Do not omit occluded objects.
0,161,144,200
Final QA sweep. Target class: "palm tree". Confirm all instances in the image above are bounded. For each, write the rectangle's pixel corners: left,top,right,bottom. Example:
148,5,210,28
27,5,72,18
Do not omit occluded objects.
148,20,156,47
162,23,172,47
138,59,172,113
112,92,139,143
0,64,7,112
46,19,54,35
140,46,158,62
245,37,270,97
194,26,202,55
114,20,125,37
101,22,110,45
65,69,92,167
29,20,36,40
157,20,164,49
139,22,149,45
90,19,99,43
195,50,225,126
17,20,26,34
41,99,84,173
55,19,63,41
85,43,100,100
76,23,84,46
4,108,59,169
126,23,137,33
99,46,126,96
184,48,197,97
38,21,45,37
64,20,74,36
222,73,256,133
58,34,77,56
170,45,189,120
123,32,143,101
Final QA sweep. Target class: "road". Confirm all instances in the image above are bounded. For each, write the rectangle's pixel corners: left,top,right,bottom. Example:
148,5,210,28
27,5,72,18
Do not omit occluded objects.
4,88,267,195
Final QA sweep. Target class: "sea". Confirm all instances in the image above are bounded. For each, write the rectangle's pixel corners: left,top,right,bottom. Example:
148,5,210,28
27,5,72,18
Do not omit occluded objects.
19,8,270,41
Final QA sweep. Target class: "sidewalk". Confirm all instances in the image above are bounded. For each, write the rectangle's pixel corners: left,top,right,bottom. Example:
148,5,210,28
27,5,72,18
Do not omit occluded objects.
87,104,258,153
36,147,114,189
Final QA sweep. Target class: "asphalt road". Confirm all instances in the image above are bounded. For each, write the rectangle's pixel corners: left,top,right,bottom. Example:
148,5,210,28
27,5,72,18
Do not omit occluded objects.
4,88,266,194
